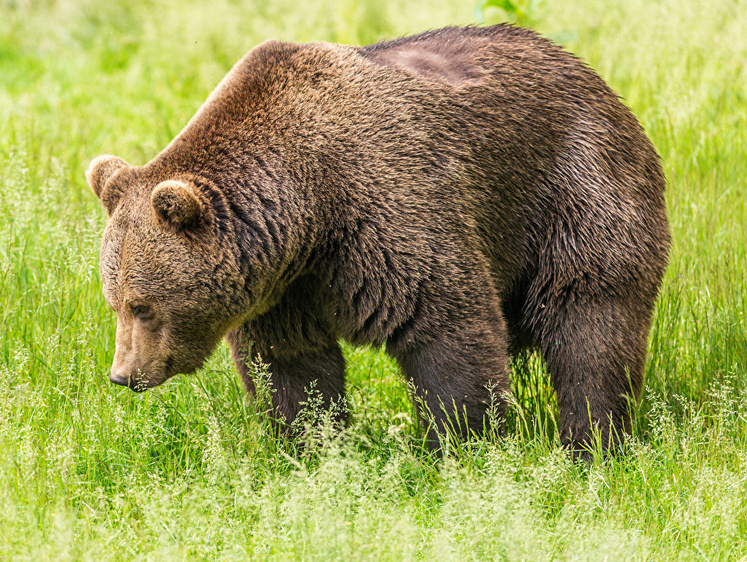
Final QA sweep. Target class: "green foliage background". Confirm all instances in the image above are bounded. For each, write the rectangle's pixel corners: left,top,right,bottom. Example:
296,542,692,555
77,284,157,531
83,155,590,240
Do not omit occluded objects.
1,0,746,558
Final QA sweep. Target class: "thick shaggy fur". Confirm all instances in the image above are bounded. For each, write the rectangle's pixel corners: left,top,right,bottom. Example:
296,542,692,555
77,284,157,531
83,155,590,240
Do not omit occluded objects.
88,26,669,456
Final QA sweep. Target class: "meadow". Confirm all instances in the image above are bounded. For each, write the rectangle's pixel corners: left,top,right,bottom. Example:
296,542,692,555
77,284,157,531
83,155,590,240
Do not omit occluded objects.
1,0,745,558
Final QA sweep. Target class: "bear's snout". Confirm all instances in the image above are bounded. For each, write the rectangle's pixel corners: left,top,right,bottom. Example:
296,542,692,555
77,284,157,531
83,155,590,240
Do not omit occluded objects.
109,372,130,387
109,370,149,392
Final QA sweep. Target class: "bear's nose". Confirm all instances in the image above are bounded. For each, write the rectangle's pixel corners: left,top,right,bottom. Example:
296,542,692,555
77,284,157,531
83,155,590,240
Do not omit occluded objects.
109,372,131,387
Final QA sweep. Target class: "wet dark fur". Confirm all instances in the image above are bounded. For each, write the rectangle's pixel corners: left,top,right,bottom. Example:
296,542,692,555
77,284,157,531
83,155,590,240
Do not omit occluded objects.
91,25,670,457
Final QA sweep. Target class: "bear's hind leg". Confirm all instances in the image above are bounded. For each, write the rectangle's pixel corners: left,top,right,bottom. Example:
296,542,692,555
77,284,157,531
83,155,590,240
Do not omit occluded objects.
536,293,651,458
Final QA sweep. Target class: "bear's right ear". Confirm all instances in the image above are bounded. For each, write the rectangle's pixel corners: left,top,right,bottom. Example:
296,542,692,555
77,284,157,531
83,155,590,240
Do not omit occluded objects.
86,155,129,199
86,155,130,215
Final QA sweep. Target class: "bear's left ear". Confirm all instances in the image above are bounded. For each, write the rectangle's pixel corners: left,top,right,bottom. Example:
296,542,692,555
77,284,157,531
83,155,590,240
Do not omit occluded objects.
151,179,208,233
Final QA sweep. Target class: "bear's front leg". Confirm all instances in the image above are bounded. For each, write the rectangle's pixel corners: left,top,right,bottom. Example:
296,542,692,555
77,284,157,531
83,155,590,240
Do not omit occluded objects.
226,322,347,430
387,297,511,450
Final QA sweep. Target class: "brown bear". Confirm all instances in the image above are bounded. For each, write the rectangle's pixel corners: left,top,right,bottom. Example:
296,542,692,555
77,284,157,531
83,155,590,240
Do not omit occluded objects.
87,25,669,457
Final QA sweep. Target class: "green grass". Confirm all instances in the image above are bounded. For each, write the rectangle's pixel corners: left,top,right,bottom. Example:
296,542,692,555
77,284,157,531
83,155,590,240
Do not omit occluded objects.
1,0,746,558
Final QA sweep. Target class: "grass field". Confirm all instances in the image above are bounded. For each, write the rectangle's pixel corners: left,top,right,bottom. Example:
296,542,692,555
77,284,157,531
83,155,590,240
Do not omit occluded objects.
1,0,746,558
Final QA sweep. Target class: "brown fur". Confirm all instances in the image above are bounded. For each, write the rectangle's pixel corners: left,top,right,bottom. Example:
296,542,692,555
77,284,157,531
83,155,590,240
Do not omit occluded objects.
88,26,670,457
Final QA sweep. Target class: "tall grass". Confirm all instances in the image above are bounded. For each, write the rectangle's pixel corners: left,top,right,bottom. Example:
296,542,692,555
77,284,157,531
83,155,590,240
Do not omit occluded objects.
1,0,745,558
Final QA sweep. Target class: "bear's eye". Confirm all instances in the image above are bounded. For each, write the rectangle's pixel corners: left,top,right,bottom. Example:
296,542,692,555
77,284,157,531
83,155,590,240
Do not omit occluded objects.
131,304,152,320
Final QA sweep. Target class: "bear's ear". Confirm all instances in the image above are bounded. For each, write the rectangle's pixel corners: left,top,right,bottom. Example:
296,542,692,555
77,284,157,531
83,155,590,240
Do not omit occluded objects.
86,155,129,200
151,179,207,233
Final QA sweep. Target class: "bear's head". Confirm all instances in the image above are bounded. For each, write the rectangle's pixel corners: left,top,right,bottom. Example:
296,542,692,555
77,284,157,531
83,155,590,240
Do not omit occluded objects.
87,155,248,391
